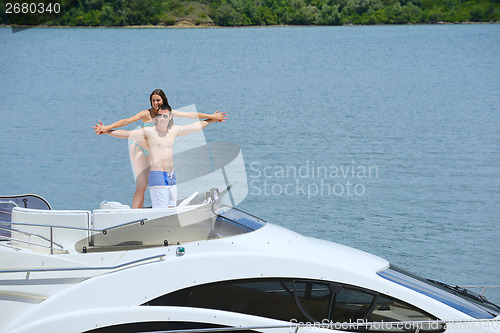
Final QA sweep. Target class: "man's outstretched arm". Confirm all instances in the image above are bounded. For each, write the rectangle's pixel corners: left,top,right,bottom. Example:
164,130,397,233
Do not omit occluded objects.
176,119,216,137
106,128,145,141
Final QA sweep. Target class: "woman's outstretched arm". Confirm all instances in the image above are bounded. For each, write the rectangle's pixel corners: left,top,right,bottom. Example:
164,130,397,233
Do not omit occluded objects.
172,109,227,122
93,110,150,135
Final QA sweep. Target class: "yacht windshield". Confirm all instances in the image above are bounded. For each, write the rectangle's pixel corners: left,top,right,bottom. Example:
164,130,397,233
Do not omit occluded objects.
378,266,500,319
211,204,266,237
210,186,266,237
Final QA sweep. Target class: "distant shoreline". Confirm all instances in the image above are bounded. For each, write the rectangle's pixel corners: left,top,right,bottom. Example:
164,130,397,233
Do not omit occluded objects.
2,21,499,30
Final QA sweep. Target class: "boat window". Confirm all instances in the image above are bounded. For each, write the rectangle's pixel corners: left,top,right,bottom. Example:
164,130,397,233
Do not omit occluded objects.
146,279,304,322
331,286,377,323
378,266,500,319
293,281,333,322
144,278,445,332
366,295,444,332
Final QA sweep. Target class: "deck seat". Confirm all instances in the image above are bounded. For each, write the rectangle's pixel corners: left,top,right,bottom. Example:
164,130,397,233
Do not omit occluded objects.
11,207,90,251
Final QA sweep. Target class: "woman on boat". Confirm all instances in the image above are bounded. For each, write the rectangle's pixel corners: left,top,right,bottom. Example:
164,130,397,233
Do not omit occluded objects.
105,106,220,208
93,89,227,208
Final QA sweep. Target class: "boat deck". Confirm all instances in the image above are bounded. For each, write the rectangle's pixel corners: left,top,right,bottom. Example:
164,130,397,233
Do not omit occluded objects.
0,194,265,255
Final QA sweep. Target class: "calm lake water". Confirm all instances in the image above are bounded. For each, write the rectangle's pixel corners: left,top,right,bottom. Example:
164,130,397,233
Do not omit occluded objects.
0,24,499,302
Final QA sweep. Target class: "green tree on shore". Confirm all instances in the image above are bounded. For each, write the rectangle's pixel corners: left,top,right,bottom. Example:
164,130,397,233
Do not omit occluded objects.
0,0,498,27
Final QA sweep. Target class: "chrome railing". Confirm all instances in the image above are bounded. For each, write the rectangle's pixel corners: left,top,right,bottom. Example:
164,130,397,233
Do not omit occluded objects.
0,253,165,274
0,233,63,251
0,217,148,254
0,199,19,208
0,217,147,234
459,285,500,297
0,226,64,249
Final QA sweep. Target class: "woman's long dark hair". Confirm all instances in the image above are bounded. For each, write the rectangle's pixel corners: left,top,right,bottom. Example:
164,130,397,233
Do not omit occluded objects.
150,89,172,114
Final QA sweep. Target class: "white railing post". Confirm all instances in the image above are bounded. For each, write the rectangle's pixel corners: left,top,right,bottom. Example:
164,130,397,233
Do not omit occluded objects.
50,226,53,254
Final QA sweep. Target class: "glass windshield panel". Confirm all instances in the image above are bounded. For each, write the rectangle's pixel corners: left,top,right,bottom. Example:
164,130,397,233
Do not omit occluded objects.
209,206,266,238
0,195,51,238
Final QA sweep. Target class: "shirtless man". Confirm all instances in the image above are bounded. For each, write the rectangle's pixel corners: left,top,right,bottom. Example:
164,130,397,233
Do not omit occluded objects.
106,106,218,208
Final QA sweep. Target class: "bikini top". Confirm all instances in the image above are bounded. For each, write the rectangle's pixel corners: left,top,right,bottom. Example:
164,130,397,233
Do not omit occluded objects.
140,108,155,127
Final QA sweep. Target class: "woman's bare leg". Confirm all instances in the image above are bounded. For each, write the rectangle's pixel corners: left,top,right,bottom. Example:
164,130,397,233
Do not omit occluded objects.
132,184,147,209
130,144,151,208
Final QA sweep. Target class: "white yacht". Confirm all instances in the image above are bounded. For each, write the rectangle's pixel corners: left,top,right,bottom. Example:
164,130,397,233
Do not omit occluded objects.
0,189,498,333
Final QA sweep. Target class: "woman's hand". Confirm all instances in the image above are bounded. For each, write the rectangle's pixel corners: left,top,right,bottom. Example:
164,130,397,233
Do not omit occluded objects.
213,110,228,122
93,121,110,135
